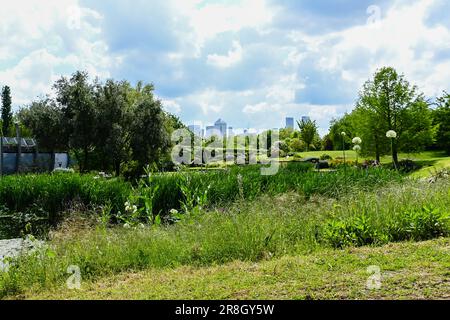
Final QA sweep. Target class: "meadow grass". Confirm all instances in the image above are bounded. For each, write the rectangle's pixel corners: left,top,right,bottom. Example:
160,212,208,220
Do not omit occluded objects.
0,173,131,238
1,176,448,298
0,164,404,239
22,237,450,300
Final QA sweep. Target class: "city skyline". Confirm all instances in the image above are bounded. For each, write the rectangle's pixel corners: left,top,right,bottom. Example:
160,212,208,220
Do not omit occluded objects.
189,114,313,137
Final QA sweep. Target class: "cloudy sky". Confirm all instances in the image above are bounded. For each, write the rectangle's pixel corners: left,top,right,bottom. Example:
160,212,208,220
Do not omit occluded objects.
1,0,450,135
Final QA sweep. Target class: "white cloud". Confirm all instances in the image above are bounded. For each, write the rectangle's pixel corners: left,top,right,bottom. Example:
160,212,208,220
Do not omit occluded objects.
161,99,181,114
0,0,116,108
207,41,243,68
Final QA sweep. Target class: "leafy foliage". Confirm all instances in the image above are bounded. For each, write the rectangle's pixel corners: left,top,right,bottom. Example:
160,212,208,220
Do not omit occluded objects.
1,86,13,136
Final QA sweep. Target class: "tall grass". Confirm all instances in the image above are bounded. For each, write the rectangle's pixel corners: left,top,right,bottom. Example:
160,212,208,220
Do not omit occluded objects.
1,177,448,297
146,163,404,216
0,164,404,238
0,173,131,238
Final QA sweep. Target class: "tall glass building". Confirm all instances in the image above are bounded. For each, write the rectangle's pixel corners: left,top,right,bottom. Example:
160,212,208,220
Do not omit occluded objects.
285,117,294,129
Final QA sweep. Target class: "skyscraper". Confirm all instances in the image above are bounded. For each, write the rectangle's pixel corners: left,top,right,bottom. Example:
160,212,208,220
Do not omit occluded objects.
188,125,201,137
285,117,294,129
214,118,227,137
301,116,311,122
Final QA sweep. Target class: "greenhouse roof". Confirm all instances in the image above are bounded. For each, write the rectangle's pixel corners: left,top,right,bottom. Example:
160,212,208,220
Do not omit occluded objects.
1,137,37,147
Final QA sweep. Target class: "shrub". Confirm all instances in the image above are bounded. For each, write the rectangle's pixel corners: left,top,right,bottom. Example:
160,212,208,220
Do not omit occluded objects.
320,154,333,160
322,206,450,248
387,206,450,241
322,214,384,248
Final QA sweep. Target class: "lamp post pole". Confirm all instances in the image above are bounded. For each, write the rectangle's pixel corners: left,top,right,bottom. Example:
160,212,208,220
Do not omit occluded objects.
15,122,21,173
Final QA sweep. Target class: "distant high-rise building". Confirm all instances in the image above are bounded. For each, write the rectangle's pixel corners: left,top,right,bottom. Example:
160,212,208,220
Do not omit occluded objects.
188,125,201,137
285,117,294,129
301,116,311,122
214,118,227,137
228,126,234,136
205,125,217,138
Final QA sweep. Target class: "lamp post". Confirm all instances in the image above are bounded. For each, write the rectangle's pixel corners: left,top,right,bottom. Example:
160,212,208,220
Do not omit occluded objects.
15,121,21,173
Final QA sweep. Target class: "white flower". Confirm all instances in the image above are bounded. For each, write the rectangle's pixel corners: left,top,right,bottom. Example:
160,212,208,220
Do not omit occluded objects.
169,209,179,215
132,205,138,213
125,201,130,207
353,145,361,152
352,137,362,145
386,130,397,139
123,223,130,229
341,132,346,136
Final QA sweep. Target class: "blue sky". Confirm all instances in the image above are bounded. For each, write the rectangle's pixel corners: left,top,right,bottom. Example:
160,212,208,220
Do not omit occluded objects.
1,0,450,135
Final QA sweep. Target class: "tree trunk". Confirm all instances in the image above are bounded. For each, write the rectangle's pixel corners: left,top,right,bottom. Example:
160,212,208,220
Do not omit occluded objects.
374,138,380,163
83,146,89,173
115,161,121,177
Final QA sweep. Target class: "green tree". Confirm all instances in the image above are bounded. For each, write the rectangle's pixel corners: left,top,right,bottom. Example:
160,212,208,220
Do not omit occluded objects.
53,71,97,172
355,67,432,166
95,79,131,175
1,86,13,136
129,94,170,172
328,115,356,151
18,98,66,152
434,92,450,154
297,118,318,151
289,138,304,152
18,99,66,169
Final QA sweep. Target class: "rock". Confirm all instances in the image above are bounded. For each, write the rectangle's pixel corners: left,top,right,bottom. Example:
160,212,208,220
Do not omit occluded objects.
0,237,45,271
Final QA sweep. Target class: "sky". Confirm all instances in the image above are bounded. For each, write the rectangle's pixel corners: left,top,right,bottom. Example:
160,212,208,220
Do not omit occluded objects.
1,0,450,136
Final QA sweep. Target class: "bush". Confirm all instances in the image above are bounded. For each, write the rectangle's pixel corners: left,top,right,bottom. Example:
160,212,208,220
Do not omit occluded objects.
322,214,384,248
322,206,450,248
387,206,450,241
320,154,333,160
397,159,421,172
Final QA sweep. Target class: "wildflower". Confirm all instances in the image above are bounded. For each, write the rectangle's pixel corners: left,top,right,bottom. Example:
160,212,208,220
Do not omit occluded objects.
341,132,346,136
169,209,179,215
123,223,130,229
353,145,361,151
132,205,138,213
386,130,397,139
352,137,362,145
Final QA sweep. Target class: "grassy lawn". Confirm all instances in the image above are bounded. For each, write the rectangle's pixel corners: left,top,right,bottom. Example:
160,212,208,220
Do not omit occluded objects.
20,237,450,300
295,150,449,163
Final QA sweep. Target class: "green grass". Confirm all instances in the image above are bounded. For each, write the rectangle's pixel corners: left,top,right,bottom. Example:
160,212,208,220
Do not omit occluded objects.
291,150,449,163
1,177,449,299
141,164,403,217
20,237,450,300
0,173,131,238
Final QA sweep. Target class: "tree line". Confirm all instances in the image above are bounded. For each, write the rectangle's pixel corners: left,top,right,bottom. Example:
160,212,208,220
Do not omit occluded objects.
327,67,449,165
276,67,449,164
2,71,184,176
